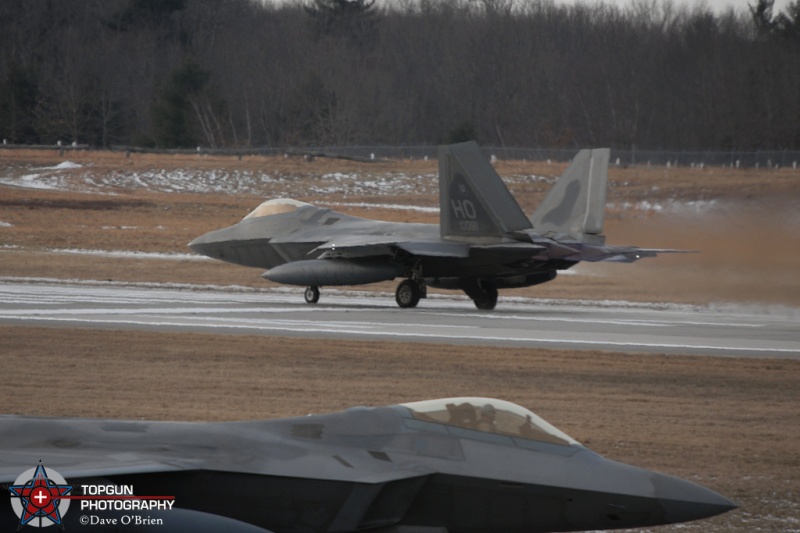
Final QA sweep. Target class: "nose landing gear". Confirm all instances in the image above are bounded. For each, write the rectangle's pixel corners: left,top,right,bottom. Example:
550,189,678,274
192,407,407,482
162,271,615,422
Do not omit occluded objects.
304,286,320,304
395,279,426,308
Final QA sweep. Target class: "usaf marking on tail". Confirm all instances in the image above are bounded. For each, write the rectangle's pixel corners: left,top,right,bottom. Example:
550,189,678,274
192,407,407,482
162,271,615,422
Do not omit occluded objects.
190,142,681,309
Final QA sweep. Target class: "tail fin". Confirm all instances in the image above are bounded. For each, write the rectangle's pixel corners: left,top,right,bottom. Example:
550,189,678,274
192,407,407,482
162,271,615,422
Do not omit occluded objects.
530,148,610,244
439,141,532,240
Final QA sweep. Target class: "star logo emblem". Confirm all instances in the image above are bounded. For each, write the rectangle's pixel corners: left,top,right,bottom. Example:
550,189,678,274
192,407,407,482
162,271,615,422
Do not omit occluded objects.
7,463,72,530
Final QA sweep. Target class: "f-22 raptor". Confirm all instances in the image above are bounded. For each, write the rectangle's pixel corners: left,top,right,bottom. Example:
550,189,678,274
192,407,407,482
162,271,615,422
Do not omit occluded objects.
0,398,735,532
190,142,673,309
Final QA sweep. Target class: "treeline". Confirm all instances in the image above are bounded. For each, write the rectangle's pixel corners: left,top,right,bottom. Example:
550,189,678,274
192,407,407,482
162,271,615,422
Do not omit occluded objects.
1,0,799,151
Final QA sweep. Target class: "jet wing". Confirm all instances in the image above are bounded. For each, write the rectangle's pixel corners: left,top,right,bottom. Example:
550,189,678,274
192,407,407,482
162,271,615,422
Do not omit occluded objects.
0,450,429,486
314,235,546,261
0,414,434,533
396,241,470,257
0,416,209,484
0,415,432,485
470,242,546,254
313,235,471,259
0,453,185,484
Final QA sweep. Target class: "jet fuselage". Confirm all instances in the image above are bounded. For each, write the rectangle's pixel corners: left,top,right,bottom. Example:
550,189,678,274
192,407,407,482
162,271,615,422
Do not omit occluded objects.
189,205,559,284
0,399,735,532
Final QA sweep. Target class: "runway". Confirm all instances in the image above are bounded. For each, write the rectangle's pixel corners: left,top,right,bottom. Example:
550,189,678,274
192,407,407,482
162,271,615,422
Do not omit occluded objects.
1,279,798,359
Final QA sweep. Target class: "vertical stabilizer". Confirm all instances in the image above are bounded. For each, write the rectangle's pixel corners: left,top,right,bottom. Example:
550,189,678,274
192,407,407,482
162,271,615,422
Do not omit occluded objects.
530,148,610,243
439,142,532,240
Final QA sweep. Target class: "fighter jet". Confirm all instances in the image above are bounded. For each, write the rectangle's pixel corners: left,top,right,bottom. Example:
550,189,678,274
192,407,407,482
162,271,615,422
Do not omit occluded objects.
0,397,735,532
189,142,675,309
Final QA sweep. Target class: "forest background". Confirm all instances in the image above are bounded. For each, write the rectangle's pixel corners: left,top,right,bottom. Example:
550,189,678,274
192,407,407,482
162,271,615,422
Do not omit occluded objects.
1,0,799,152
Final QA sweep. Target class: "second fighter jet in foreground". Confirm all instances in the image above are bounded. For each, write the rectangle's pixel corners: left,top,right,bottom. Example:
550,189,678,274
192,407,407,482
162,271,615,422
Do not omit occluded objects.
0,398,735,531
190,142,675,309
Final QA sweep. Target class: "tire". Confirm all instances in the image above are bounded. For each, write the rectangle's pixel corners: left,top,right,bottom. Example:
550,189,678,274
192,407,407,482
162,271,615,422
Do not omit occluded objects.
473,283,498,310
395,280,421,308
304,286,320,304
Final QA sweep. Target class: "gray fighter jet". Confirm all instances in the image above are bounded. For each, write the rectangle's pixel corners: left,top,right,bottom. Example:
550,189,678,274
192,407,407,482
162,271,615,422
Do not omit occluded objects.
190,142,675,309
0,397,734,532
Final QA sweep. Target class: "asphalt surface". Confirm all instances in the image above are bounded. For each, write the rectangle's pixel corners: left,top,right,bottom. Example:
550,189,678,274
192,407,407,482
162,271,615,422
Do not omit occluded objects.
1,280,798,359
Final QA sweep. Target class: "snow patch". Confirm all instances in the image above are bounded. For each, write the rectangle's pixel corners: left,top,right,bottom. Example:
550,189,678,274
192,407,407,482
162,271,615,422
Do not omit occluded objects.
0,159,734,222
46,248,207,261
608,199,719,214
47,161,82,170
10,173,66,190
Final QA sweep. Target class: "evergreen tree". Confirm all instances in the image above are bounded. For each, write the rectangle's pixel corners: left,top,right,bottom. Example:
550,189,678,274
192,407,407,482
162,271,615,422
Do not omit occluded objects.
151,61,210,148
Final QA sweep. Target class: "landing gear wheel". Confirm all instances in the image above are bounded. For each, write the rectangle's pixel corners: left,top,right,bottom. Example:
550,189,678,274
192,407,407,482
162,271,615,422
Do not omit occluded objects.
304,286,320,304
395,279,421,308
473,284,498,310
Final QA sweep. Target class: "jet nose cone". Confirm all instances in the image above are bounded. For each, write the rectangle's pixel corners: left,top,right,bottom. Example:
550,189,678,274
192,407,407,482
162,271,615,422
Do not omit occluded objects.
188,233,213,256
188,234,208,254
188,229,228,259
654,473,737,524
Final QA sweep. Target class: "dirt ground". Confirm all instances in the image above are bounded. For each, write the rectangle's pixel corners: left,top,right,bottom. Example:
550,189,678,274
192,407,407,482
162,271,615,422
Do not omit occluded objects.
2,148,800,531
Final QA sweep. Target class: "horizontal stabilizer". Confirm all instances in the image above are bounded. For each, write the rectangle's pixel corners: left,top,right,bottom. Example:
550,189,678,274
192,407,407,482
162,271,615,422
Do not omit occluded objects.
602,248,695,263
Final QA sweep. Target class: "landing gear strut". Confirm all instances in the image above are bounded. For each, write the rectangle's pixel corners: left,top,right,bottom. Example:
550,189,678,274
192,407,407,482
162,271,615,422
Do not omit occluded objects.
395,279,426,308
304,286,320,304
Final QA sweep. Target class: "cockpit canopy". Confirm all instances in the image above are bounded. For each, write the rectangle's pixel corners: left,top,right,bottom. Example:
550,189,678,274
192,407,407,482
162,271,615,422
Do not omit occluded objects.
243,198,313,220
401,397,579,447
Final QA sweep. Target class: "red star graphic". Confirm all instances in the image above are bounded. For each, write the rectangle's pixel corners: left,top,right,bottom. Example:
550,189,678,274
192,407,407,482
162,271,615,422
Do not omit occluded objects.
9,464,72,528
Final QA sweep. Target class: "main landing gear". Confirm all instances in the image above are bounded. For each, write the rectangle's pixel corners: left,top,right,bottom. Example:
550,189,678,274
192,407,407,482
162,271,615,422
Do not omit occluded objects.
462,280,498,311
472,285,498,310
